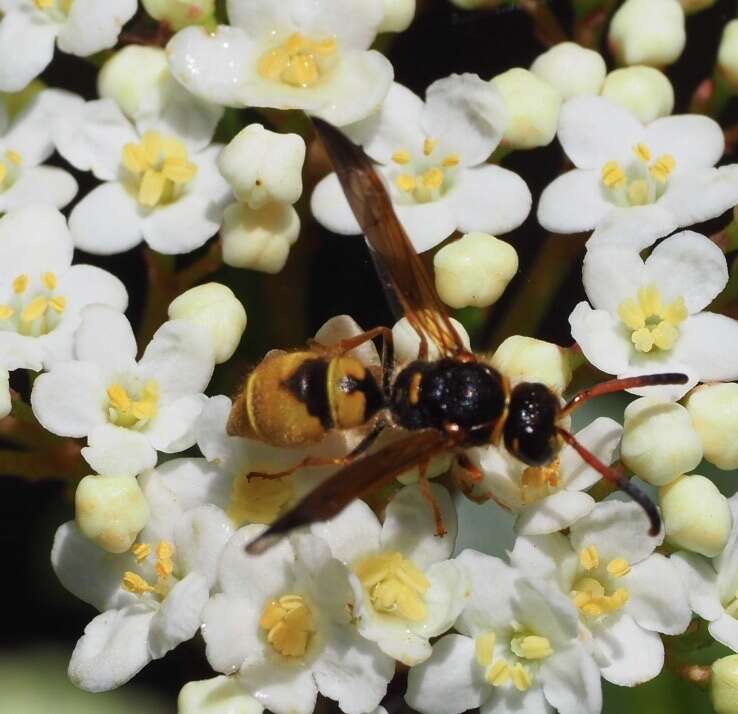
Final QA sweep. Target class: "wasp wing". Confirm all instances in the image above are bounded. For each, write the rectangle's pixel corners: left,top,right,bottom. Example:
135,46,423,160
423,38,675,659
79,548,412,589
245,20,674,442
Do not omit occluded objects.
246,429,452,554
313,117,467,358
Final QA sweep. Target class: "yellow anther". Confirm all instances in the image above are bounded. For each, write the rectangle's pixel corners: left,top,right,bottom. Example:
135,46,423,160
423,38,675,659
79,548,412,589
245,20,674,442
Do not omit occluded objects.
475,631,496,668
510,635,553,660
20,296,48,323
663,296,688,325
619,286,687,353
0,164,6,184
12,274,29,294
131,543,151,562
420,167,444,189
579,545,600,571
5,150,22,166
650,154,676,183
122,143,149,174
139,169,166,207
633,143,652,162
282,54,319,88
0,305,14,320
229,473,294,526
355,551,430,621
627,178,650,206
41,271,57,290
573,577,629,617
107,384,131,412
601,160,626,189
610,588,630,608
486,659,511,686
520,459,561,503
442,153,460,167
638,285,663,317
392,149,412,165
162,157,197,184
34,0,54,8
259,594,315,657
48,296,66,313
257,32,336,88
396,174,417,192
155,540,175,578
122,571,154,594
632,327,655,352
651,321,679,350
423,138,438,156
607,558,631,578
617,299,645,331
131,399,157,420
511,663,533,692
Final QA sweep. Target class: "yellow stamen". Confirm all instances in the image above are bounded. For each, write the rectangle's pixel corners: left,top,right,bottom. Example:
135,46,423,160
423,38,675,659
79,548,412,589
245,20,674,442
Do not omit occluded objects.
122,143,149,174
475,631,496,667
41,271,57,290
155,540,175,578
228,473,294,526
651,321,679,350
392,149,412,165
618,286,687,354
0,164,6,184
423,138,437,156
122,571,154,594
0,305,14,320
607,558,631,578
396,174,417,192
627,178,650,206
510,635,553,660
520,459,561,503
617,298,645,331
259,594,315,657
20,296,48,323
420,167,444,189
579,545,600,571
573,577,630,617
5,150,22,166
107,384,131,412
650,154,676,183
12,274,29,294
511,663,532,692
601,160,626,189
131,543,151,562
34,0,54,8
48,296,66,313
257,32,336,88
162,158,197,184
632,327,655,352
486,659,511,686
442,153,460,167
663,296,688,324
633,143,652,162
139,169,166,207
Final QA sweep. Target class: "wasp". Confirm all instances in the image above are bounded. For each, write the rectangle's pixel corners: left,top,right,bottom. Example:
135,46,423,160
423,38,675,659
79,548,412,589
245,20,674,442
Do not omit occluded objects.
243,118,687,554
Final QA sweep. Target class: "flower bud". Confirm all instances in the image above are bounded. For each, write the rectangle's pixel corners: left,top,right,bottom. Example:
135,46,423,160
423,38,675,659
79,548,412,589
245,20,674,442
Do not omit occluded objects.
221,202,300,274
433,232,518,309
98,46,169,121
621,397,702,486
660,475,731,557
218,124,306,210
178,675,263,714
379,0,415,32
142,0,215,30
685,383,738,470
0,369,10,420
491,68,561,149
392,315,470,363
398,452,454,485
490,335,573,394
600,66,674,123
718,21,738,91
168,283,247,364
608,0,686,68
530,42,607,100
712,656,738,714
75,475,150,554
680,0,717,13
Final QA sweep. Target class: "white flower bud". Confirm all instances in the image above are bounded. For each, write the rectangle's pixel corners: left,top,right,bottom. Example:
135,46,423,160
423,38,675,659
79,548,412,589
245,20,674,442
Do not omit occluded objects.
621,397,702,486
218,124,306,210
530,42,607,100
712,656,738,714
397,452,454,485
433,232,518,309
392,315,470,363
660,475,732,557
718,21,738,91
75,475,150,554
168,283,247,364
680,0,717,13
221,202,300,274
685,383,738,470
491,68,561,149
608,0,686,68
0,369,10,420
600,66,675,123
178,675,263,714
490,335,573,394
142,0,214,30
98,46,169,121
379,0,415,32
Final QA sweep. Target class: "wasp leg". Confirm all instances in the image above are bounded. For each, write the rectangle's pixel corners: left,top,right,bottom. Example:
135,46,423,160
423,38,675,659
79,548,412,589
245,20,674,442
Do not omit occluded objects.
308,326,393,357
417,459,447,537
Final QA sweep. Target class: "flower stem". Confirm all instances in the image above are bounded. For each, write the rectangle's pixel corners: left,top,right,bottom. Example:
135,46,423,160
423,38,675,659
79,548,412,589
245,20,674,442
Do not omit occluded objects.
517,0,568,47
573,0,616,48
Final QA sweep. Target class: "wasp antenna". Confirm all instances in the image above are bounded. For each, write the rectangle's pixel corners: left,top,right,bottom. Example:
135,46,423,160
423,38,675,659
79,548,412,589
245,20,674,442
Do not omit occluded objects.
245,506,314,555
560,372,688,418
556,426,661,536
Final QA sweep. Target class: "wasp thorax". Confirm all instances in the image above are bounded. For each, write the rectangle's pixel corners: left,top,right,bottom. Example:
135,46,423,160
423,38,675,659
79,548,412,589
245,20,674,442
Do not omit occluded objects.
503,382,559,466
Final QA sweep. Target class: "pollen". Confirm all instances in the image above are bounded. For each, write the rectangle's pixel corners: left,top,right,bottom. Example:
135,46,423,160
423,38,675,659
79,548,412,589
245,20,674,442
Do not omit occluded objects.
257,32,337,89
579,545,600,571
420,167,444,189
442,153,460,167
423,138,438,156
601,160,626,189
0,305,13,320
155,540,175,578
572,576,630,617
511,663,532,692
131,542,151,562
355,551,430,621
618,285,687,353
122,571,154,594
228,473,294,526
475,631,496,667
396,174,417,192
20,296,48,323
607,558,631,578
106,380,160,429
259,593,315,657
520,458,561,503
392,149,412,165
510,634,554,660
486,659,511,686
42,272,57,290
13,274,29,294
650,154,676,183
633,143,652,162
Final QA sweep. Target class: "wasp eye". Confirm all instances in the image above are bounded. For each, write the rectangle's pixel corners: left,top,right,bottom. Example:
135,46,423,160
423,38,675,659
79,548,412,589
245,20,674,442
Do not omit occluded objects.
504,383,559,466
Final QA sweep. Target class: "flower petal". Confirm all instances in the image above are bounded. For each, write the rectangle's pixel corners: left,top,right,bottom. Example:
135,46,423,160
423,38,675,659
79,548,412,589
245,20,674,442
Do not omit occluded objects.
291,0,383,49
451,164,531,236
311,499,382,565
58,264,128,315
310,172,362,235
146,394,207,453
226,0,292,36
644,231,728,313
240,650,318,714
563,417,622,492
82,423,157,478
0,165,77,212
671,312,738,383
510,534,579,593
537,169,612,234
671,551,723,622
406,634,486,714
389,196,457,253
539,644,602,714
0,11,56,92
75,304,137,372
411,559,468,639
586,204,677,252
69,182,143,255
582,245,646,314
201,593,262,674
515,577,580,647
56,0,136,56
568,303,631,376
709,613,738,653
482,688,552,714
643,114,724,169
515,491,596,536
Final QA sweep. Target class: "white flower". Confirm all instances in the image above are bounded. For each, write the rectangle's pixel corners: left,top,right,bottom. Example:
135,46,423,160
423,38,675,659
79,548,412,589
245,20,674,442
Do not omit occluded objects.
98,45,224,152
311,483,467,665
0,205,127,371
530,42,607,100
569,231,738,400
600,67,674,125
490,335,573,395
202,528,395,714
0,0,137,92
54,98,230,255
538,96,738,239
31,304,215,469
167,0,394,126
513,498,691,686
312,74,531,252
672,495,738,653
143,0,215,30
178,675,263,714
407,551,602,714
0,88,78,211
218,124,306,209
463,417,621,535
0,367,9,419
52,495,234,691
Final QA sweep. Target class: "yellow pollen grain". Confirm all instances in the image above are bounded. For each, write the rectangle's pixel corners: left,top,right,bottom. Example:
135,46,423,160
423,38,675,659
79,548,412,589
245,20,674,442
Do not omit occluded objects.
475,631,496,668
13,274,29,294
423,138,438,156
607,558,631,578
122,571,154,594
41,271,57,290
442,153,460,167
48,296,66,313
0,305,13,320
633,143,652,162
421,167,444,189
20,296,48,323
107,384,131,412
131,542,151,562
511,663,532,692
396,174,417,192
259,594,315,658
601,160,625,189
5,149,22,166
579,545,600,571
392,149,412,165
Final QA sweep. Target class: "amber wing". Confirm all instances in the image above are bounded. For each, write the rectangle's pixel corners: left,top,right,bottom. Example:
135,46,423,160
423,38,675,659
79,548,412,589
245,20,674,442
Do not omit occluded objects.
246,429,452,554
313,117,467,358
